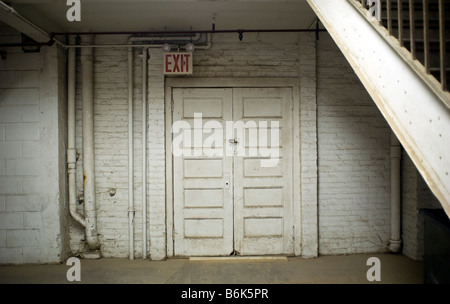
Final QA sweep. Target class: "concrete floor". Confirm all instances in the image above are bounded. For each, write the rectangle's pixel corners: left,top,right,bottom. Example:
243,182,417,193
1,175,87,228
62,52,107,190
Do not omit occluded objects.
0,253,423,284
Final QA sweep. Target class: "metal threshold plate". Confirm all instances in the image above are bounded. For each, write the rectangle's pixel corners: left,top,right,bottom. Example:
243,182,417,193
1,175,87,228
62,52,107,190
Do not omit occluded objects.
189,256,288,262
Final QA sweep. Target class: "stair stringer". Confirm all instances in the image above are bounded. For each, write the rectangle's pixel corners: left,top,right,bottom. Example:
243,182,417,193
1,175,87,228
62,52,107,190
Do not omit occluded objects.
307,0,450,217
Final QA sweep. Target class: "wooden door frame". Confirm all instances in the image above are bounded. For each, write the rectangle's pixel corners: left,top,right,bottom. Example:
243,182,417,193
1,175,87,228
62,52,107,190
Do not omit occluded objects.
165,78,301,257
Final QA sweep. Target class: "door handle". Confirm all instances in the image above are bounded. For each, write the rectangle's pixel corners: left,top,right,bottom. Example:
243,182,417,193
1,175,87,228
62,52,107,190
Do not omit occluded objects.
228,139,238,144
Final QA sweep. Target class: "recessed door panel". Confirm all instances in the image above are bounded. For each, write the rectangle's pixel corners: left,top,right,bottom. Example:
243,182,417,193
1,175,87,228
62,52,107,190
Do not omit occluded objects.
173,88,233,256
233,88,293,256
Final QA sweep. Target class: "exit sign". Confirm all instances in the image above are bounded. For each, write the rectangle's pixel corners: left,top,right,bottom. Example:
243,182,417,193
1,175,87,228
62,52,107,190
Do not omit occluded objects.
164,52,193,75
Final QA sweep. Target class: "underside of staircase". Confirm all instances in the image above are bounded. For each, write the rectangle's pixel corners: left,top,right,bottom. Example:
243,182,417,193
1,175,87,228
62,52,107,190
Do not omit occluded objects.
307,0,450,217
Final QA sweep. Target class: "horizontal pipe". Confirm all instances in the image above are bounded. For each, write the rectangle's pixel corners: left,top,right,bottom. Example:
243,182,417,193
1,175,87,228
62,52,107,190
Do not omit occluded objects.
51,28,327,37
0,41,54,48
0,28,326,48
0,0,326,50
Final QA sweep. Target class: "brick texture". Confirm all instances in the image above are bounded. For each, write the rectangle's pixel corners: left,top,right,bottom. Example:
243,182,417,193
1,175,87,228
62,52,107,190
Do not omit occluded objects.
67,32,399,259
317,35,392,255
65,33,432,260
0,26,64,264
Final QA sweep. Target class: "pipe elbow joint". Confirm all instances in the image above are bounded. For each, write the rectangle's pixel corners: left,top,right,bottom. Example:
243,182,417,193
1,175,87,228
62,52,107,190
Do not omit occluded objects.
389,239,402,253
86,236,100,251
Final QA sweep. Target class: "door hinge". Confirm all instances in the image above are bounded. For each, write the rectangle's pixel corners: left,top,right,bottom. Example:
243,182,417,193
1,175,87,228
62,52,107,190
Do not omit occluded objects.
172,226,175,242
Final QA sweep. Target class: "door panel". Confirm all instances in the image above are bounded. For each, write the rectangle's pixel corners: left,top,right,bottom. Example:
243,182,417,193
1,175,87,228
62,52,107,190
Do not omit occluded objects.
233,88,293,255
172,87,293,256
173,88,233,256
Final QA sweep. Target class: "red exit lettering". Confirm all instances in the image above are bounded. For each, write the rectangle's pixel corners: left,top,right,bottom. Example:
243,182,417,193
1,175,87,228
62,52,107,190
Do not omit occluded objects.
164,53,193,75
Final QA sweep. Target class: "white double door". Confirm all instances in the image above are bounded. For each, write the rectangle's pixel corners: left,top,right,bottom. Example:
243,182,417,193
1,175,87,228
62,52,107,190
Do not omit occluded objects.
173,87,293,256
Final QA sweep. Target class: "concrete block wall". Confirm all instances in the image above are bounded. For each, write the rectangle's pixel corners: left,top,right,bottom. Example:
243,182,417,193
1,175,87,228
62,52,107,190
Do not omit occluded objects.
317,35,392,255
0,25,68,264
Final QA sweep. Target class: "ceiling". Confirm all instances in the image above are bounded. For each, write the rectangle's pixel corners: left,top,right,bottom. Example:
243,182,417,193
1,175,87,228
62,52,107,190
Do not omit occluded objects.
3,0,317,34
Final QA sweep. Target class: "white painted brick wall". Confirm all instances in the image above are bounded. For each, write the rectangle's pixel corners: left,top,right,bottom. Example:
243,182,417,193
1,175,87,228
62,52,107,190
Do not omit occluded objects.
147,48,166,260
70,33,318,259
0,196,5,212
66,32,430,260
317,35,392,255
71,46,130,257
0,26,66,264
299,34,318,258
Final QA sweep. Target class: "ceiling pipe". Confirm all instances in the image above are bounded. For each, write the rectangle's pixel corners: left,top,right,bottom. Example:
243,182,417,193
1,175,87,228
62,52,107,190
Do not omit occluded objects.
49,28,325,48
0,0,326,49
0,24,326,48
51,28,326,37
128,33,212,50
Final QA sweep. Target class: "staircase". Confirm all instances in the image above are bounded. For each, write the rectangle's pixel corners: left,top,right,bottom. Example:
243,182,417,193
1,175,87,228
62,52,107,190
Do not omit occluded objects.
306,0,450,216
370,0,449,94
385,0,448,91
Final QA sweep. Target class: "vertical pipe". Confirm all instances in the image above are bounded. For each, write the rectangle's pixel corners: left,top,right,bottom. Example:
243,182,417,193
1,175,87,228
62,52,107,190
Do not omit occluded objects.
438,0,446,90
128,44,135,260
389,132,402,253
81,35,100,253
142,48,148,259
68,35,85,228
